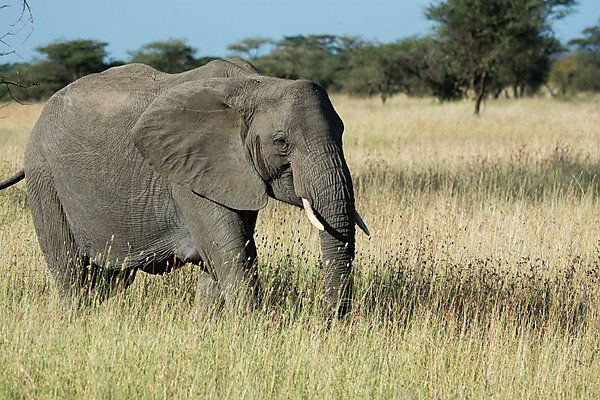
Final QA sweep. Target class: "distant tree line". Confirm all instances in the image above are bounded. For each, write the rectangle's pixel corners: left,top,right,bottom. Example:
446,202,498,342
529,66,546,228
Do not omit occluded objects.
551,22,600,95
0,39,220,101
1,0,598,114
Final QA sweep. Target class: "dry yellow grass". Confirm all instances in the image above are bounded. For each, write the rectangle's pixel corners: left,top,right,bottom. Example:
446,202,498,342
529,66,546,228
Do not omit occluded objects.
332,95,600,273
339,94,600,165
0,102,43,170
1,94,600,398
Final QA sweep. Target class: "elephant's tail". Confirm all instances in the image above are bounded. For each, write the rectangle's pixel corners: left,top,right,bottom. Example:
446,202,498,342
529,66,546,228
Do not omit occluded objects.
0,169,25,190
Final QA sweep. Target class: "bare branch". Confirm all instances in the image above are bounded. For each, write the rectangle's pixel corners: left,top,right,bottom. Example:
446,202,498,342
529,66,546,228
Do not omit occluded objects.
2,76,36,88
1,1,35,103
0,70,38,104
1,80,37,104
1,0,34,58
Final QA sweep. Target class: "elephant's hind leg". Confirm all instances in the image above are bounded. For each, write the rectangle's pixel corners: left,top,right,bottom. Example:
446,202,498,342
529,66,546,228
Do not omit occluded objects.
26,168,86,310
79,262,138,306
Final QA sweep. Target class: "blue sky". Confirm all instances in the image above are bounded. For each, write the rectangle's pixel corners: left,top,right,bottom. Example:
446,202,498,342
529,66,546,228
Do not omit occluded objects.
3,0,599,64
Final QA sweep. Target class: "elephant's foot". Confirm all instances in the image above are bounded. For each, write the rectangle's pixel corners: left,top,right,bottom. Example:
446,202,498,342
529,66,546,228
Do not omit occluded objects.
193,272,226,317
193,269,259,317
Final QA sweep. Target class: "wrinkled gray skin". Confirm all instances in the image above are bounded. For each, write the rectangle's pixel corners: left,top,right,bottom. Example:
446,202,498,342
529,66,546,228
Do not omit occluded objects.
16,59,356,316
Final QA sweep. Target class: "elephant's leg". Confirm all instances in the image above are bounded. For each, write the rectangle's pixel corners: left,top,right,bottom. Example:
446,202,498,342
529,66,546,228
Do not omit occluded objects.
193,209,259,313
79,261,138,305
172,186,258,313
28,169,138,309
25,169,85,309
195,270,225,313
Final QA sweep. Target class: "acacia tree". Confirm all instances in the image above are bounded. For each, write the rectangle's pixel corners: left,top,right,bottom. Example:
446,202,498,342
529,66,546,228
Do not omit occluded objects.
345,40,421,103
251,35,358,87
426,0,575,115
492,34,562,98
261,35,337,80
226,37,272,60
37,40,110,81
2,39,113,100
128,39,204,73
565,20,600,92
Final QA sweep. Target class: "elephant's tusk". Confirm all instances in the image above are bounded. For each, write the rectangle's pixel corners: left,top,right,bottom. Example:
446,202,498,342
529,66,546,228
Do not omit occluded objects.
302,198,325,231
354,211,370,236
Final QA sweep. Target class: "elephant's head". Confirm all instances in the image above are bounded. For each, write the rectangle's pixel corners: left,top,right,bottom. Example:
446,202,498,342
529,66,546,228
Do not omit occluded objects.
132,71,368,316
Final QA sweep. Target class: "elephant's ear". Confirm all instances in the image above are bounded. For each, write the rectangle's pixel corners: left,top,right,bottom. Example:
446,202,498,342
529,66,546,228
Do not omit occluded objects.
131,80,268,211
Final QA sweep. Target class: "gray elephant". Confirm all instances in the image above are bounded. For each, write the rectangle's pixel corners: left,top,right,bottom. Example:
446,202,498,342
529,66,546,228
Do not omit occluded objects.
0,59,369,316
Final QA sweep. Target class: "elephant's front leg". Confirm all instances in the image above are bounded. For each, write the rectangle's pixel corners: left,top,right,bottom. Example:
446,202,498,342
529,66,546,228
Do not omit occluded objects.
172,185,258,313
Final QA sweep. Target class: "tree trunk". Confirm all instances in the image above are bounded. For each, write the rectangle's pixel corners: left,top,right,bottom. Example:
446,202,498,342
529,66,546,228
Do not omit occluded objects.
474,71,487,116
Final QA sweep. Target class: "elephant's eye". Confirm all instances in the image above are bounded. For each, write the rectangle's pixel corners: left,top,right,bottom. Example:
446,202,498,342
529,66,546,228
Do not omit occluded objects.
273,134,290,154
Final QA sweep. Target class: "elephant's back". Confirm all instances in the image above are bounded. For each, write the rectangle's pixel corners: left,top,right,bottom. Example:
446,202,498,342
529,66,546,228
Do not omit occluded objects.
25,64,166,191
24,64,188,266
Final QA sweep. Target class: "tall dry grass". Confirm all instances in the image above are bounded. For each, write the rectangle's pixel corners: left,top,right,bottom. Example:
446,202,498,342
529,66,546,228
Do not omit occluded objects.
1,95,600,398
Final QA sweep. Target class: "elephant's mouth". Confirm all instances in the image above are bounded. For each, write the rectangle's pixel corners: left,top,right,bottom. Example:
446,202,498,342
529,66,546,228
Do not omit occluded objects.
301,197,370,236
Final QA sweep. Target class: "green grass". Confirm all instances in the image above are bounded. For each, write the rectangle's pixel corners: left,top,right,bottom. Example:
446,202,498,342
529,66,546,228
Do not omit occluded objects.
1,96,600,398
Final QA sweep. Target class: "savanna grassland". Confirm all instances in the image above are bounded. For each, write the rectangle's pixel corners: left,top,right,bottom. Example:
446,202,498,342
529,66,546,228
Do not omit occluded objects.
1,95,600,399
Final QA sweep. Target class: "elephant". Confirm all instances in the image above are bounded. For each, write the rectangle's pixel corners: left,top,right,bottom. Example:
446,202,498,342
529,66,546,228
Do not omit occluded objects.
0,58,369,316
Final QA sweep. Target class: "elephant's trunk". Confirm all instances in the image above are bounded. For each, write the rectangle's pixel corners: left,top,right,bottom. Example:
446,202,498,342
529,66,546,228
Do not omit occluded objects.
319,210,355,317
297,148,356,317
